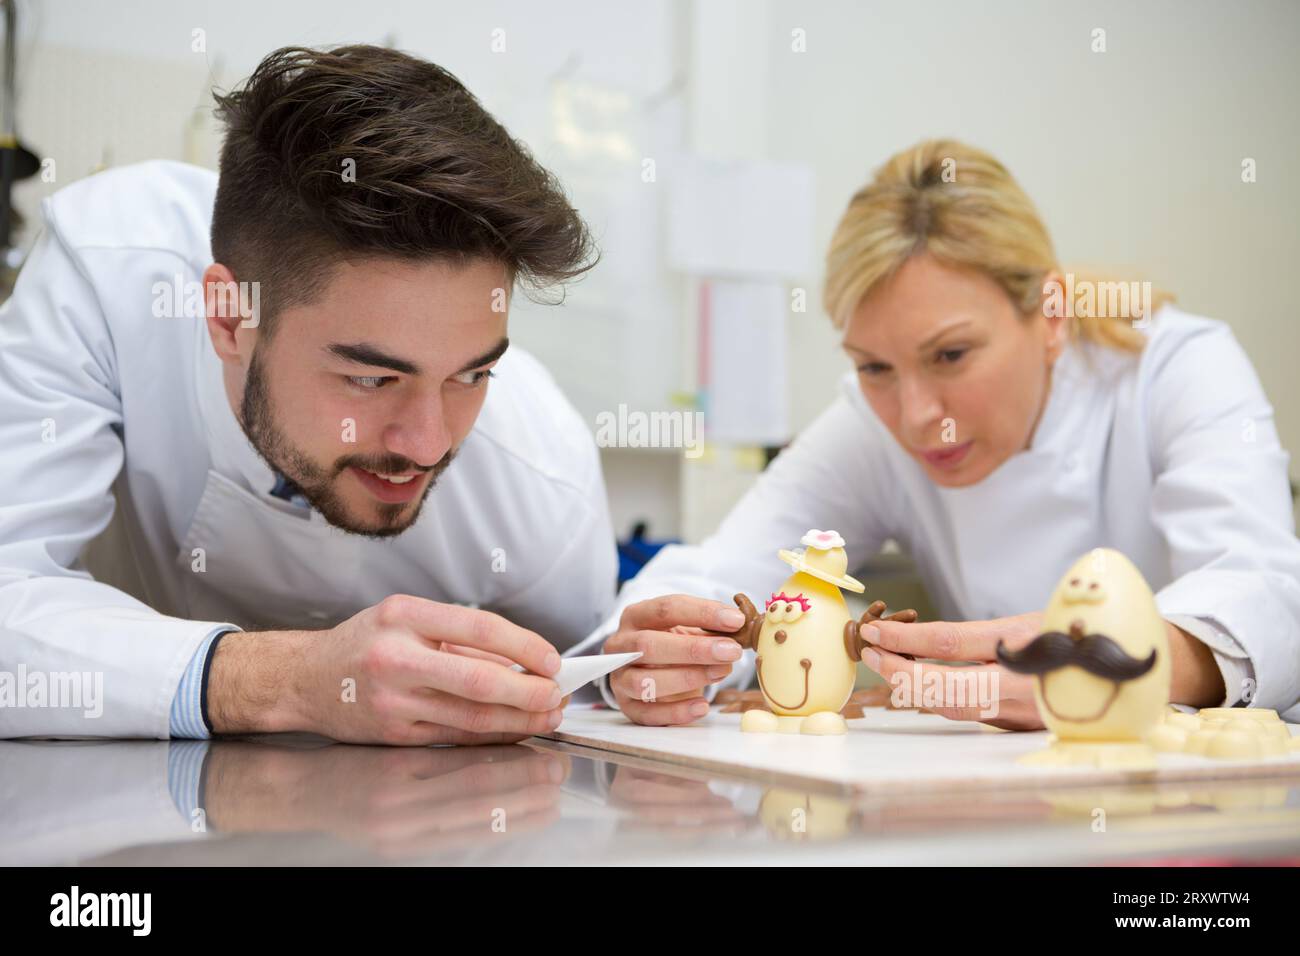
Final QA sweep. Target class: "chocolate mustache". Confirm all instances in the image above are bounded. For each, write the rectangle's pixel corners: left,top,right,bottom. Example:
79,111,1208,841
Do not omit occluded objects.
996,630,1157,682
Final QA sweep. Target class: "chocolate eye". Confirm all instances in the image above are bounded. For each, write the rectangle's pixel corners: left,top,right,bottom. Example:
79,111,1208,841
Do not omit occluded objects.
1070,578,1081,586
784,603,794,615
1088,582,1099,590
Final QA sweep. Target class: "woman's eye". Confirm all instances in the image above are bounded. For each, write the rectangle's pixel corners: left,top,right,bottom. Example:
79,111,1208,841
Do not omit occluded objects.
857,362,890,377
452,368,495,387
936,348,966,364
348,375,393,390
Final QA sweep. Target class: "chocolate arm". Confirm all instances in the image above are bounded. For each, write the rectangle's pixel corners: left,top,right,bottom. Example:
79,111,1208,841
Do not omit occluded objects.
845,599,919,662
731,593,763,650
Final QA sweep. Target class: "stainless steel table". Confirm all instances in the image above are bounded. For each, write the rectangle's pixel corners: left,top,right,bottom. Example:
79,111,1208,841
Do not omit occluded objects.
4,733,1299,865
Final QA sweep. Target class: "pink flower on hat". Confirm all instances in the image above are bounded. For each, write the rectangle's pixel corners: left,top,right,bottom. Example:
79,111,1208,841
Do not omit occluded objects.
800,529,845,551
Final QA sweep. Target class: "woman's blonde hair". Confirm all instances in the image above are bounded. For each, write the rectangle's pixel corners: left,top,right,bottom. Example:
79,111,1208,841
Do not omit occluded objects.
823,139,1171,352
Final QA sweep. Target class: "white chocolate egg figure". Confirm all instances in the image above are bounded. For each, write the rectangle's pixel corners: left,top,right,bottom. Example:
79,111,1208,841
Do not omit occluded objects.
759,788,855,840
730,529,913,736
996,548,1171,767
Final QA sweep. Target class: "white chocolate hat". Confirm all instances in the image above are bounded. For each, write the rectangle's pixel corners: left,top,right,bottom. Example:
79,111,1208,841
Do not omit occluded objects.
777,529,865,593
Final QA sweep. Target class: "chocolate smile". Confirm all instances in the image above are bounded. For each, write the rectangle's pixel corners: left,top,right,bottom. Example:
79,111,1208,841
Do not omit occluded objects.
1038,677,1122,724
756,656,811,711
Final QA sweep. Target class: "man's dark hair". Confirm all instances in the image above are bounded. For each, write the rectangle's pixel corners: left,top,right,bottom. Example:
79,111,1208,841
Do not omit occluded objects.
210,44,596,334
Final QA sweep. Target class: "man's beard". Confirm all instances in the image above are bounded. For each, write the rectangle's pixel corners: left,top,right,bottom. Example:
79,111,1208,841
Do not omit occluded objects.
238,348,454,538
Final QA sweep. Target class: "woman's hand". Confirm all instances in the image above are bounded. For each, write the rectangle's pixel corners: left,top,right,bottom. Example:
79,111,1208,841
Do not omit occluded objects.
858,612,1046,730
603,595,745,726
858,613,1228,731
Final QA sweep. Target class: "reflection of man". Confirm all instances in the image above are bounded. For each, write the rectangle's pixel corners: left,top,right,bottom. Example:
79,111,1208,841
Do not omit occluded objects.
0,739,570,864
0,45,616,743
196,743,569,860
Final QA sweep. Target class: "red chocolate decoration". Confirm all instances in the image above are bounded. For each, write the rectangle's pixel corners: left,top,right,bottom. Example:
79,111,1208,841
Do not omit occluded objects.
764,591,811,613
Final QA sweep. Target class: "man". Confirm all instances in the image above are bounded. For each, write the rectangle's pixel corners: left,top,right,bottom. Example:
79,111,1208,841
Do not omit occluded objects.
0,45,617,744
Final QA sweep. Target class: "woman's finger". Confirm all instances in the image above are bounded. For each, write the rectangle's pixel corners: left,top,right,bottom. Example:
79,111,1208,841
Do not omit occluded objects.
865,613,1041,662
606,629,743,665
928,698,1044,731
621,595,747,633
861,645,1006,714
612,664,730,701
618,695,711,726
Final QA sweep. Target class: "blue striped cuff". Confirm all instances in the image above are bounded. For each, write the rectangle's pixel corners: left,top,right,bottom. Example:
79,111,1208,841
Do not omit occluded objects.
169,626,237,739
166,739,210,824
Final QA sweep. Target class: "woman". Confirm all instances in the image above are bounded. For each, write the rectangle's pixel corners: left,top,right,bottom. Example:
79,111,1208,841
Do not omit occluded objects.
597,139,1300,730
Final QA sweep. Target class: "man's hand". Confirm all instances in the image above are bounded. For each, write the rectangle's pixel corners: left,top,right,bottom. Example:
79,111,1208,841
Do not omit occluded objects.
208,594,566,745
603,595,746,726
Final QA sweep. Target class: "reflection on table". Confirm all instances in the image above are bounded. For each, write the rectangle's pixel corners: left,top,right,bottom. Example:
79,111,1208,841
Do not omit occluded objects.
2,734,1298,865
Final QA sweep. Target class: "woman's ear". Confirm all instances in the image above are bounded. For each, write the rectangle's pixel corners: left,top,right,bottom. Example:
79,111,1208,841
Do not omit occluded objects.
1038,269,1071,364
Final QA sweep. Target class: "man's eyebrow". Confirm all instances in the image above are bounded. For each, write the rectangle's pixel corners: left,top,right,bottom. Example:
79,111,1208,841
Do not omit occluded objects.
325,337,510,377
325,342,420,375
455,337,509,375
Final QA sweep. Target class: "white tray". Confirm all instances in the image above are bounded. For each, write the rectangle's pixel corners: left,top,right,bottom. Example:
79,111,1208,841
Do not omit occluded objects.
542,706,1300,795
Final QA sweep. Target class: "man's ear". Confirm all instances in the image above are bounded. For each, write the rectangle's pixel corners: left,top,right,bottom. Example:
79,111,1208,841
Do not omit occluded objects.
203,263,253,363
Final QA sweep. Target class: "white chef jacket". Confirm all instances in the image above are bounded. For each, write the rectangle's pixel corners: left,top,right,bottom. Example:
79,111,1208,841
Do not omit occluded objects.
579,305,1300,722
0,161,617,740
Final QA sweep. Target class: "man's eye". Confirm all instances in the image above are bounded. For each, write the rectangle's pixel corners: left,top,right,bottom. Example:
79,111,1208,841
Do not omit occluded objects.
452,368,495,387
857,362,890,377
347,375,394,390
936,348,967,364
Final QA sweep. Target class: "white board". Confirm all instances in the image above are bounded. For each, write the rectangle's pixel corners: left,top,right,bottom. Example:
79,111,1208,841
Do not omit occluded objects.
704,279,790,445
667,158,815,278
543,706,1300,795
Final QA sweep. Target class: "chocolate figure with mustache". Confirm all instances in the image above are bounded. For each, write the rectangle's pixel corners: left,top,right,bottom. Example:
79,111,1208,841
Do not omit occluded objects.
1002,548,1171,763
997,620,1158,723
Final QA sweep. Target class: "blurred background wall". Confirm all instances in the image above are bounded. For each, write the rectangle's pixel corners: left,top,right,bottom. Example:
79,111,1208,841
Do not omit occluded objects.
13,0,1300,558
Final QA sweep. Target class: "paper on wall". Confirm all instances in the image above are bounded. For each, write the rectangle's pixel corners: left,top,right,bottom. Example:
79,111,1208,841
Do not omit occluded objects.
705,279,790,446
